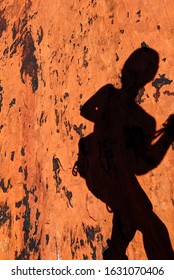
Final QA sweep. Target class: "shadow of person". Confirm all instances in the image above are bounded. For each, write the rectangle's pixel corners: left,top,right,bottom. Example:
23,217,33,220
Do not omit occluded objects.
73,47,174,259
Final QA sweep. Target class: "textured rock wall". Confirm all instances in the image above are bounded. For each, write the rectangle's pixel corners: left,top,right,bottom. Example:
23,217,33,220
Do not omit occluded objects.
0,0,174,259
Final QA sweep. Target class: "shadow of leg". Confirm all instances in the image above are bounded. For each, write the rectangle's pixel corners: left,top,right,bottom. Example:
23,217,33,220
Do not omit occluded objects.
142,211,174,260
103,212,136,260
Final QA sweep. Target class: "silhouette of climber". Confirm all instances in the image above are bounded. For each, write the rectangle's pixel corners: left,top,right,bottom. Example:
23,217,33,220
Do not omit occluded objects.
73,47,174,259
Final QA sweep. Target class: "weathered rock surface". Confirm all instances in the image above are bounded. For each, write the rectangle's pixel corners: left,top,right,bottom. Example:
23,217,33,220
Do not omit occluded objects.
0,0,174,259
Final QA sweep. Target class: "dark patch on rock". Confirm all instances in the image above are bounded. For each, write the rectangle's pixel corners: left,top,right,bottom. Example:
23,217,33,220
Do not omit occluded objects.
74,238,80,251
55,109,59,126
46,234,49,245
38,252,41,260
0,86,3,112
137,10,141,17
135,87,145,104
80,23,83,32
96,233,103,242
141,41,149,48
21,147,25,156
15,248,30,260
152,74,173,102
171,198,174,205
82,223,100,260
157,25,160,30
20,31,38,93
77,74,82,86
64,92,69,99
3,47,9,56
53,69,58,78
33,223,38,235
70,229,75,259
52,156,60,171
88,17,93,25
0,178,12,193
22,184,31,244
0,202,11,226
163,90,174,96
82,46,89,68
16,215,20,221
17,184,41,258
83,60,88,68
115,52,119,61
39,111,47,126
152,74,173,90
12,22,18,40
82,224,100,242
73,123,86,138
0,124,4,132
11,151,15,161
9,98,16,108
24,166,28,180
90,242,97,260
0,9,7,38
9,1,33,58
80,239,84,246
29,237,41,253
10,37,21,57
62,186,73,208
30,185,37,196
83,46,88,54
52,156,62,192
69,233,83,259
19,166,23,172
37,26,43,45
36,209,40,220
120,29,124,34
162,58,166,62
0,94,3,112
83,254,89,260
64,119,72,136
15,200,23,208
34,195,38,203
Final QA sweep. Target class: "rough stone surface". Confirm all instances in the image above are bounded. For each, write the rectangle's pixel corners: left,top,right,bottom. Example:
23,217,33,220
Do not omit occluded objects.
0,0,174,259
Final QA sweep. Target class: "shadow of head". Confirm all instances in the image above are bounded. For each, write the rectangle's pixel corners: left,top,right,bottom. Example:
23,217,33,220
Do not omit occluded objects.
121,47,159,92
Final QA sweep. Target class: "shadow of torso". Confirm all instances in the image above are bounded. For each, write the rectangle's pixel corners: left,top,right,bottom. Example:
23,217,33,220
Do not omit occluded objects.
81,85,154,214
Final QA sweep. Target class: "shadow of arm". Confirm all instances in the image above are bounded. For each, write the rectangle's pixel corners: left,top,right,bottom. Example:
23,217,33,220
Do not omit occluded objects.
135,115,174,175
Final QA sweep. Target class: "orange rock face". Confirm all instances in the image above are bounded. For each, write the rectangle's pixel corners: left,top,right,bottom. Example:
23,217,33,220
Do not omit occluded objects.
0,0,174,260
